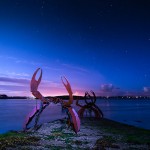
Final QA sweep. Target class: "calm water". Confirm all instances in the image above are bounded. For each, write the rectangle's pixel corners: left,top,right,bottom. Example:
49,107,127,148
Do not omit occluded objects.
0,99,150,133
96,99,150,130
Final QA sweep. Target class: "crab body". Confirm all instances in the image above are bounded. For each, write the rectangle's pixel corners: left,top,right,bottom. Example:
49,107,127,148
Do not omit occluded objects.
76,91,103,118
24,68,80,133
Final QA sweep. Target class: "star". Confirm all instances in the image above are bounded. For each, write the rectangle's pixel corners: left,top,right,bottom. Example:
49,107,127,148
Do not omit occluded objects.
144,74,148,78
124,50,128,54
88,26,92,30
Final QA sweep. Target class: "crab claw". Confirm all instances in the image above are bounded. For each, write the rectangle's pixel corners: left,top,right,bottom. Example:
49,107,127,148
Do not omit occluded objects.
30,68,47,102
61,76,73,106
90,90,96,104
31,68,42,92
85,91,96,105
61,76,73,95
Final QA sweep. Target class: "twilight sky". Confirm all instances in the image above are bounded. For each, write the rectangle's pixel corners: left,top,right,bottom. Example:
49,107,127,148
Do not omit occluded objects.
0,0,150,97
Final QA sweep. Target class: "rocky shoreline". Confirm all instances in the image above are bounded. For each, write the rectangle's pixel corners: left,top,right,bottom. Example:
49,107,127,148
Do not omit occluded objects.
0,118,150,149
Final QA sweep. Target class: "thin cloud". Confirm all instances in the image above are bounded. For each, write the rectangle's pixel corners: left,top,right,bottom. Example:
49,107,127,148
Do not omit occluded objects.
143,87,150,92
40,80,62,88
0,81,26,86
97,83,125,96
0,72,30,81
43,66,63,71
0,85,28,91
0,77,30,84
0,89,11,93
62,63,89,73
15,59,43,66
0,55,18,61
6,71,29,77
0,55,43,66
101,84,114,92
0,76,61,88
0,75,66,96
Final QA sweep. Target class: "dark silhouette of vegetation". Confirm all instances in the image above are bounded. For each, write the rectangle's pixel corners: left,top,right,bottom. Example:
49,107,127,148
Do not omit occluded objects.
46,95,85,100
0,94,8,99
0,94,150,100
0,94,27,99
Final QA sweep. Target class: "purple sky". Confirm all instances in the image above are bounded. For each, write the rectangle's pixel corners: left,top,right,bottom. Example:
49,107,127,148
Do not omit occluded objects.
0,0,150,97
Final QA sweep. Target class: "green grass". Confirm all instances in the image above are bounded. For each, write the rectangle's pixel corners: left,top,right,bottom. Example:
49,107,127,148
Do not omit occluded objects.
82,118,150,145
1,118,150,149
45,145,85,150
95,136,120,149
0,131,26,139
45,127,86,149
0,131,40,149
46,128,75,141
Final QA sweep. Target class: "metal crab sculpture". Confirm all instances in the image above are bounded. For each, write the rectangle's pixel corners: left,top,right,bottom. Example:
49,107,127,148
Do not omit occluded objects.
24,68,80,133
76,91,103,118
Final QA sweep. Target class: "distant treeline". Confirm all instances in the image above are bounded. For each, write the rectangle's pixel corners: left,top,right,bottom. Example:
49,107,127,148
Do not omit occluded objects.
0,94,85,100
46,95,150,100
0,94,27,99
97,96,150,100
46,95,85,100
1,94,150,100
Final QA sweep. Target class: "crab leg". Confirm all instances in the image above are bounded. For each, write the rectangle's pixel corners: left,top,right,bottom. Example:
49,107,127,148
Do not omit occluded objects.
90,91,104,118
76,99,84,107
61,76,80,133
24,68,50,130
24,103,41,129
34,102,50,128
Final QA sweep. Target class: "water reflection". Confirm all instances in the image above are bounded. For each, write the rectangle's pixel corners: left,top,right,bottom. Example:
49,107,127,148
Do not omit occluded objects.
0,99,150,133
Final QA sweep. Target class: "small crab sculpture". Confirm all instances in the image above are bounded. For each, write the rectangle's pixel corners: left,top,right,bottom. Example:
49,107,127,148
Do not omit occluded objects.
24,68,80,133
76,91,103,118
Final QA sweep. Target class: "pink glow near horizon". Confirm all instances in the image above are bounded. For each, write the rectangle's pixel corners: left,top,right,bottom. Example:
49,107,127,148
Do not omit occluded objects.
1,81,150,97
0,78,85,96
0,72,150,97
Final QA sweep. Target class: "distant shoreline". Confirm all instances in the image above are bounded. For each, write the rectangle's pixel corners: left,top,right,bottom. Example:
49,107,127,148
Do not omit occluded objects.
0,96,28,99
0,95,150,100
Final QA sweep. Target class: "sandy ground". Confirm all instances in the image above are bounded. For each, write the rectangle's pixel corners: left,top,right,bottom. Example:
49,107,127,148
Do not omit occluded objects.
1,118,150,150
22,118,150,149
